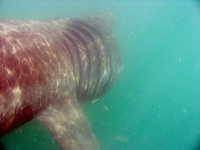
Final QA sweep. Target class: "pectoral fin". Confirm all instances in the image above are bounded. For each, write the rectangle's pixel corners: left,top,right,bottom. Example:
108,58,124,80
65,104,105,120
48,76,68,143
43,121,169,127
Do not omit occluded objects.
35,95,99,150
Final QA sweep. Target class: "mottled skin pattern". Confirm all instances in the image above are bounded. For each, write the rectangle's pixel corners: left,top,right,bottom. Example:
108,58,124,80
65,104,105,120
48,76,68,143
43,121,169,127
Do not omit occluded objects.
0,12,123,150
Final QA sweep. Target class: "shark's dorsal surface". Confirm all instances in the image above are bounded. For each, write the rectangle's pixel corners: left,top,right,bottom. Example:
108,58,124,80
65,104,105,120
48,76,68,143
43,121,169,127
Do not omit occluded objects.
0,12,123,150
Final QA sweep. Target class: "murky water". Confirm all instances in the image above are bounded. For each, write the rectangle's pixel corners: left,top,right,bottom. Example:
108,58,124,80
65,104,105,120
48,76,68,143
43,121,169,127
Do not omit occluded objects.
0,0,200,150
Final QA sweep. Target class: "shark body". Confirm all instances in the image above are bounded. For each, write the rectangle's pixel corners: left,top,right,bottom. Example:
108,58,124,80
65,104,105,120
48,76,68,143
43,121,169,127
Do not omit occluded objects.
0,12,123,150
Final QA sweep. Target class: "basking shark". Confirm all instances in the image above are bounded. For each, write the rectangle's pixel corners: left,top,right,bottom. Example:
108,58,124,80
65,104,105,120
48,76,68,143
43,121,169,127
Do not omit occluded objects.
0,12,123,150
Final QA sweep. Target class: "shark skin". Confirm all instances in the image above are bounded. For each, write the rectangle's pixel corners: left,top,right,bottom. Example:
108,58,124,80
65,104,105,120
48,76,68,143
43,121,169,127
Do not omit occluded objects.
0,12,123,150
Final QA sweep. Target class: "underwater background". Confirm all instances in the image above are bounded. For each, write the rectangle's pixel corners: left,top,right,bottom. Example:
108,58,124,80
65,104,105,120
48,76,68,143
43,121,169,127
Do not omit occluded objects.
0,0,200,150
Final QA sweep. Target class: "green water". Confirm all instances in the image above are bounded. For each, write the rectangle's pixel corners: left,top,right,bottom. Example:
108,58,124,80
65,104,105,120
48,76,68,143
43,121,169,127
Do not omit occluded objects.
1,0,200,150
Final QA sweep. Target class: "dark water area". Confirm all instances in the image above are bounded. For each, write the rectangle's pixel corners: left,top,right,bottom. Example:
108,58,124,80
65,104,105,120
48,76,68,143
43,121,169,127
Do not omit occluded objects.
1,0,200,150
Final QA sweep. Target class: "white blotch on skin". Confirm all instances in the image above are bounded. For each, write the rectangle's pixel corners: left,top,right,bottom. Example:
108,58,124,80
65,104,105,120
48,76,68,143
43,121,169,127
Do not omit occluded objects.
12,46,16,54
6,68,12,75
12,87,22,108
